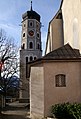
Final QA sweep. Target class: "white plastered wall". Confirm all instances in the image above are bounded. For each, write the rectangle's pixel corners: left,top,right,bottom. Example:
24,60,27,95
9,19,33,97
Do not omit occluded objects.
62,0,81,51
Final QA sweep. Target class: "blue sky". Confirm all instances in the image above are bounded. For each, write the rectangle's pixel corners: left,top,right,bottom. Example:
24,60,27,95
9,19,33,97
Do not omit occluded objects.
0,0,61,53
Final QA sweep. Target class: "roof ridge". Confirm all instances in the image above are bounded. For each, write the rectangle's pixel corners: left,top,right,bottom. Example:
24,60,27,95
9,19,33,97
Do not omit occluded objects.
60,0,64,9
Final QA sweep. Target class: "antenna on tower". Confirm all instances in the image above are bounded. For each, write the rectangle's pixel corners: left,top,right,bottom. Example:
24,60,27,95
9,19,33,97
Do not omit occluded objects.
30,1,33,11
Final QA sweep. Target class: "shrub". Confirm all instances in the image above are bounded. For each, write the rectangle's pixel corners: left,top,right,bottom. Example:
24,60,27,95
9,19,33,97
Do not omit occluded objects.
51,103,81,119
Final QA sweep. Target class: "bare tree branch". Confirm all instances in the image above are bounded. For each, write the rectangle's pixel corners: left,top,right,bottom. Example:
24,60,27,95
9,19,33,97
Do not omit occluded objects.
0,29,19,104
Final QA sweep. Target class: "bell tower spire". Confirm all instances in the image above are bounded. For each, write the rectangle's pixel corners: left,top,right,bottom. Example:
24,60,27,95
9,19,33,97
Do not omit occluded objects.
30,1,33,11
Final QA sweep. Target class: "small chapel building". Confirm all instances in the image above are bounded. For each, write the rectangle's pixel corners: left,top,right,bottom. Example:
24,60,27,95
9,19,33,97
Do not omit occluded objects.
30,44,81,118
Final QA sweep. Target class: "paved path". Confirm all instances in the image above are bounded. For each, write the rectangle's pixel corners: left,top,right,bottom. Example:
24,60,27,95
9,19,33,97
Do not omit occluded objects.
0,101,30,119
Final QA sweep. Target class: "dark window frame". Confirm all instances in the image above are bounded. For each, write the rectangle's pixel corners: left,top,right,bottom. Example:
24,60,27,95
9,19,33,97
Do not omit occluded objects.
55,74,66,87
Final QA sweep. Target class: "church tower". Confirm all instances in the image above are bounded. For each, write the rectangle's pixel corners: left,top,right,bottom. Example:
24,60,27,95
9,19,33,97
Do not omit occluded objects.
20,1,42,101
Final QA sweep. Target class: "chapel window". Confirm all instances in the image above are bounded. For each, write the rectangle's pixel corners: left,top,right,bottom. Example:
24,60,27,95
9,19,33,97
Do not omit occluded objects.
55,74,66,87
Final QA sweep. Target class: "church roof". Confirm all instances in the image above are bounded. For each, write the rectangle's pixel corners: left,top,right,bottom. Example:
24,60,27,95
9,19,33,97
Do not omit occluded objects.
28,44,81,66
60,0,64,9
22,1,40,22
22,11,40,22
44,44,80,59
27,44,81,78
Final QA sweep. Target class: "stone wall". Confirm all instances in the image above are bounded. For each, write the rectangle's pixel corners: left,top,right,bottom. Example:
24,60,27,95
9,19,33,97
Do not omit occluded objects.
30,67,44,118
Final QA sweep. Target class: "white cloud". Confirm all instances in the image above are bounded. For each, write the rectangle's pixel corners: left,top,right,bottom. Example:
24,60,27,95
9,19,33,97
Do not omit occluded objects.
0,23,21,46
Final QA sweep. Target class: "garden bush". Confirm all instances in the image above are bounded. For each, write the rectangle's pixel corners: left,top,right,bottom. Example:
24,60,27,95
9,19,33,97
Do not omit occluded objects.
51,103,81,119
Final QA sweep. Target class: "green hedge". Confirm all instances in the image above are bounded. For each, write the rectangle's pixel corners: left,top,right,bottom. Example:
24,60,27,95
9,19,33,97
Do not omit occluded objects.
51,103,81,119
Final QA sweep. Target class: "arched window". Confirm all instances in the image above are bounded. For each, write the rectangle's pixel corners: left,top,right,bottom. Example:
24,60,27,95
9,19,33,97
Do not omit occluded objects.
22,43,25,49
29,42,33,49
30,56,33,61
37,43,40,49
55,74,66,87
23,33,25,37
34,56,37,60
26,57,28,63
30,22,33,26
29,21,33,27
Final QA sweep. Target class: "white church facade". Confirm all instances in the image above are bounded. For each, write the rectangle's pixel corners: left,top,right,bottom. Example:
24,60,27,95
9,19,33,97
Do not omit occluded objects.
30,44,81,118
45,0,81,54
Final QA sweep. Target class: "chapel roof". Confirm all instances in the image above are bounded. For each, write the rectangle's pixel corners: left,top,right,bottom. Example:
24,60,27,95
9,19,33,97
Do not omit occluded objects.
43,44,80,59
28,44,81,66
27,44,81,78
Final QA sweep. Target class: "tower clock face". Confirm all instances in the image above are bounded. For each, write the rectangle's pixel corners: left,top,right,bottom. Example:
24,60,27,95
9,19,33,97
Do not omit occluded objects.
28,30,34,37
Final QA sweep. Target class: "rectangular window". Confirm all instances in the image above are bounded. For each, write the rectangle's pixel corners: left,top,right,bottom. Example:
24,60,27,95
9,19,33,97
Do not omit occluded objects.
55,74,66,87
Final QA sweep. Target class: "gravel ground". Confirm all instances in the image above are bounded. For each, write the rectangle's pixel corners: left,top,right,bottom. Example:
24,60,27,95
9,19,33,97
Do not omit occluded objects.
0,101,30,119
